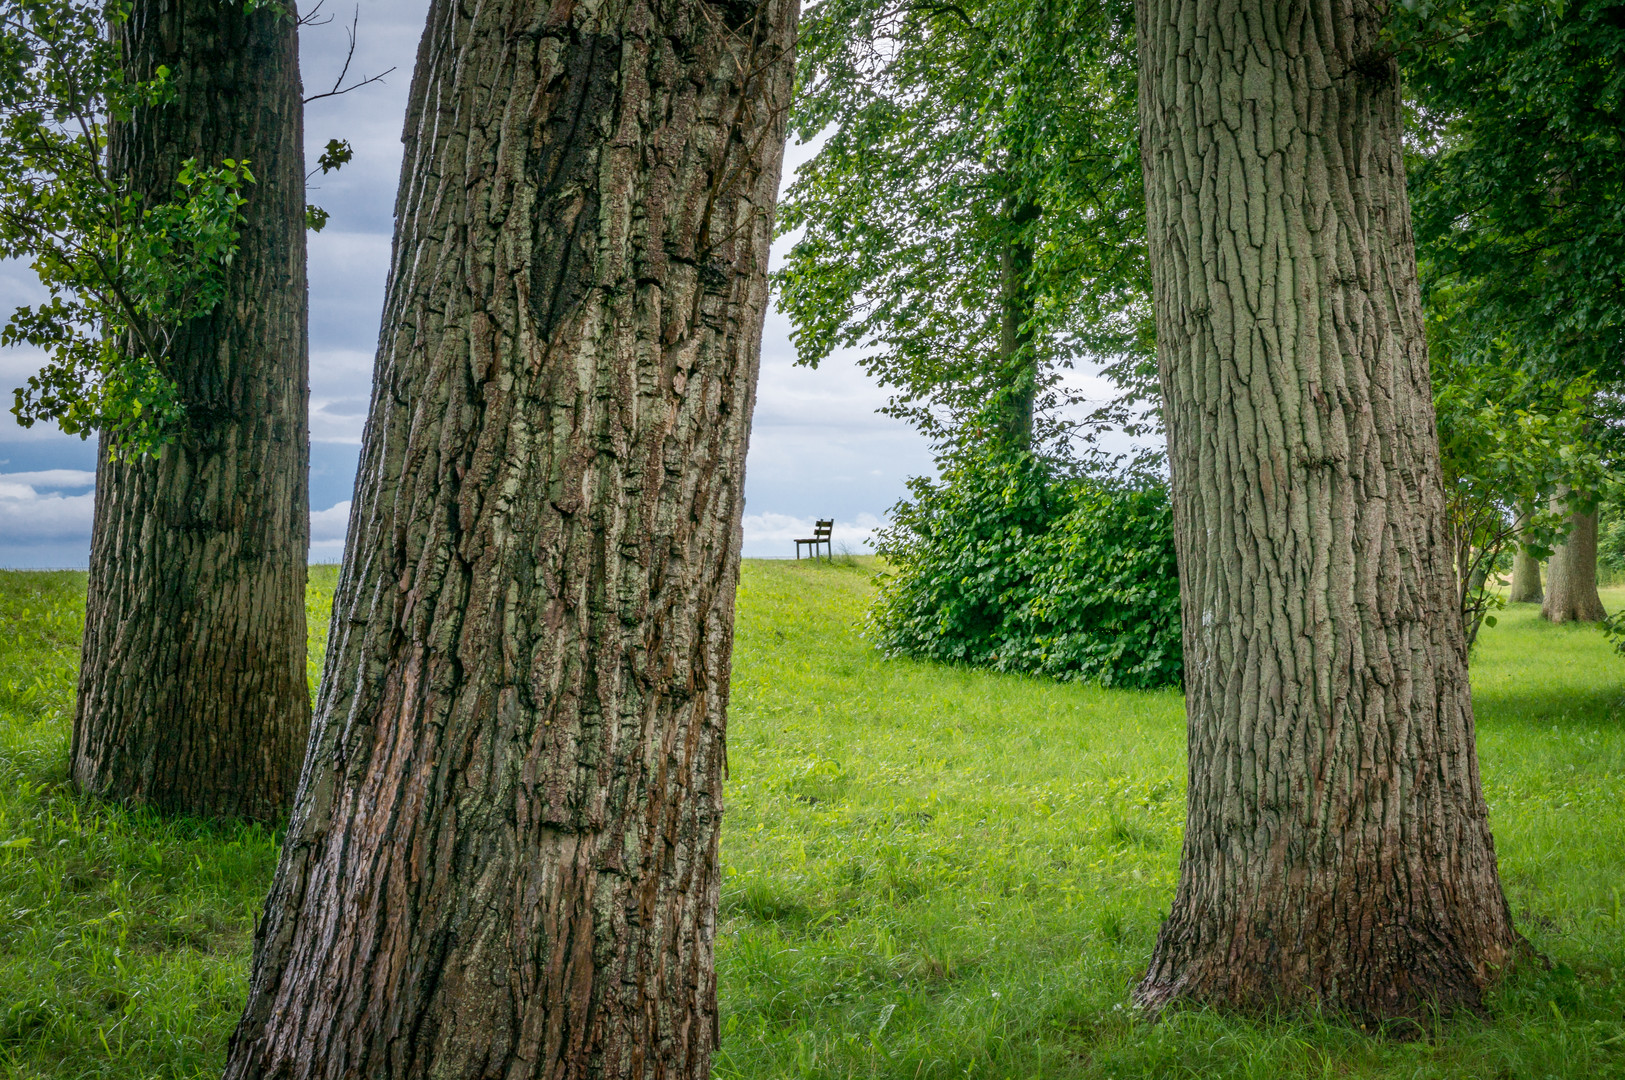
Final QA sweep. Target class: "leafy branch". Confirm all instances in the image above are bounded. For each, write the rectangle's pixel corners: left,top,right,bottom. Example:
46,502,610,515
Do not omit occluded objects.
0,0,255,453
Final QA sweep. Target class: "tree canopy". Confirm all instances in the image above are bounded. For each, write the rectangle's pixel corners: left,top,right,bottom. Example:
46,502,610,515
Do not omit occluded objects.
1403,0,1625,379
775,0,1150,453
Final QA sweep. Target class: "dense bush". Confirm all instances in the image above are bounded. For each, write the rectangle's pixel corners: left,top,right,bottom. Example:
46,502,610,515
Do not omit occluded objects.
868,451,1182,688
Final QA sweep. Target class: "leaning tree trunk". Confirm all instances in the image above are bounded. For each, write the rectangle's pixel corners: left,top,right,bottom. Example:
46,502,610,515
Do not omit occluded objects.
72,1,310,822
1543,495,1606,622
1134,0,1522,1019
223,0,796,1076
1509,508,1543,603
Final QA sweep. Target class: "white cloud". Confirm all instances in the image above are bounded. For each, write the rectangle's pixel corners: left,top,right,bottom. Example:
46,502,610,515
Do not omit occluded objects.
0,473,96,541
310,500,353,543
1,469,95,489
309,501,353,562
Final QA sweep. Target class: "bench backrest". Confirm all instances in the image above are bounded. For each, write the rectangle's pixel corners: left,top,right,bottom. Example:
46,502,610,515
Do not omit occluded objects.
814,519,833,539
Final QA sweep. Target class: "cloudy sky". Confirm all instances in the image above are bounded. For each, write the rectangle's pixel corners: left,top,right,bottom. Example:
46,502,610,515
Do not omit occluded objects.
0,0,939,567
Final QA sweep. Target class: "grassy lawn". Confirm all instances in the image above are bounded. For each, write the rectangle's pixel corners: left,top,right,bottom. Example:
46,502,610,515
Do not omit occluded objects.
0,561,1622,1078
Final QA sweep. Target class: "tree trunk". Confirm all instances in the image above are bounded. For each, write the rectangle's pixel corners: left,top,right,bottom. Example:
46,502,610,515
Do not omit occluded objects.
1134,0,1522,1019
1509,509,1543,603
994,195,1041,450
72,1,310,822
1542,497,1606,622
223,0,796,1076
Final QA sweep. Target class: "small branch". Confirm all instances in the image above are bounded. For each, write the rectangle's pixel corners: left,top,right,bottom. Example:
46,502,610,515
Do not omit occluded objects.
297,0,334,28
302,8,395,105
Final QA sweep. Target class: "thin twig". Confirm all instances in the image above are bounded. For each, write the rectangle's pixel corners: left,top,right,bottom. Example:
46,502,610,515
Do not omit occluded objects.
302,8,395,105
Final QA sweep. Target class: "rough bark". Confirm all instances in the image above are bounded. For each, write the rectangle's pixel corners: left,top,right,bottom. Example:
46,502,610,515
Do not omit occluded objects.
1134,0,1522,1019
72,0,310,822
1508,509,1542,603
994,196,1041,449
223,0,796,1076
1542,496,1606,622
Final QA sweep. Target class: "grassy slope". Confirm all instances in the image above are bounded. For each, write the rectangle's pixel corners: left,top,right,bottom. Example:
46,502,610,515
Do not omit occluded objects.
0,562,1620,1078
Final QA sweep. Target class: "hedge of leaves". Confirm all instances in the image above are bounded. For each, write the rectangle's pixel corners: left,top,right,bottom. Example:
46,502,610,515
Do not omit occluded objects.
867,451,1182,689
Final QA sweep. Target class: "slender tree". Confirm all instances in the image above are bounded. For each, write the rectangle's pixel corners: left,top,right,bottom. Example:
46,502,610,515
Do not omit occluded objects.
223,0,797,1074
1134,0,1523,1018
64,0,311,820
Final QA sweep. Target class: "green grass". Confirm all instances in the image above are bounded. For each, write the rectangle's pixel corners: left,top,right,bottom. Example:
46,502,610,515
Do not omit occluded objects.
1,561,1622,1077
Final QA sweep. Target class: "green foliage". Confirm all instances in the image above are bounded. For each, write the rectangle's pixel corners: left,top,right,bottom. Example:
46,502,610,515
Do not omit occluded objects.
1401,0,1625,381
305,564,339,705
0,0,255,454
303,137,353,233
2,568,1625,1076
776,0,1151,451
867,451,1181,688
1600,512,1625,573
1430,319,1614,645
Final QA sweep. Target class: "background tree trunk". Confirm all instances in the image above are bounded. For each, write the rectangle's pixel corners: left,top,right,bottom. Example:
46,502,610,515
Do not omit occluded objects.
1543,496,1606,622
1134,0,1522,1019
72,1,310,822
1509,508,1543,603
224,0,796,1076
994,195,1041,450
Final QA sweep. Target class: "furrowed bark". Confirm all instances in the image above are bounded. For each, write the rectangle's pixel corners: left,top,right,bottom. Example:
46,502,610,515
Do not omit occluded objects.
1542,495,1606,622
1509,509,1542,603
72,0,310,822
1135,0,1522,1019
224,0,796,1075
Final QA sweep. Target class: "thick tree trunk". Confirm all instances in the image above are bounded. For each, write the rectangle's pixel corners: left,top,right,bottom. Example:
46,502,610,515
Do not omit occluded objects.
1135,0,1521,1019
1543,498,1606,622
1509,509,1543,603
994,196,1041,449
72,1,310,822
224,0,796,1076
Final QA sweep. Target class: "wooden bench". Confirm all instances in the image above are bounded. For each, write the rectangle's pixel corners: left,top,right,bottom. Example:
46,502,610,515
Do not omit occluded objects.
795,519,833,560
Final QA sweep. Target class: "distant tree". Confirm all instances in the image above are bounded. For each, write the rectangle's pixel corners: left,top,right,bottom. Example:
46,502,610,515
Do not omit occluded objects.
223,0,797,1073
1134,0,1523,1019
1508,509,1543,604
1403,0,1625,623
0,0,312,820
1430,338,1605,645
776,0,1150,455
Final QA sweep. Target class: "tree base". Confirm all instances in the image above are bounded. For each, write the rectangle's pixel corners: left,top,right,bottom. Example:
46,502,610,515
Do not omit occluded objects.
1134,928,1531,1023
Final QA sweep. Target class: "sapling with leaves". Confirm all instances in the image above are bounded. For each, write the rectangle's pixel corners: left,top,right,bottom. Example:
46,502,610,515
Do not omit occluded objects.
0,0,395,821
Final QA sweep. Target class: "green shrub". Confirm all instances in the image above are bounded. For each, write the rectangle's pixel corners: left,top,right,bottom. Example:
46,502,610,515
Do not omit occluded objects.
1600,512,1625,574
868,451,1182,688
